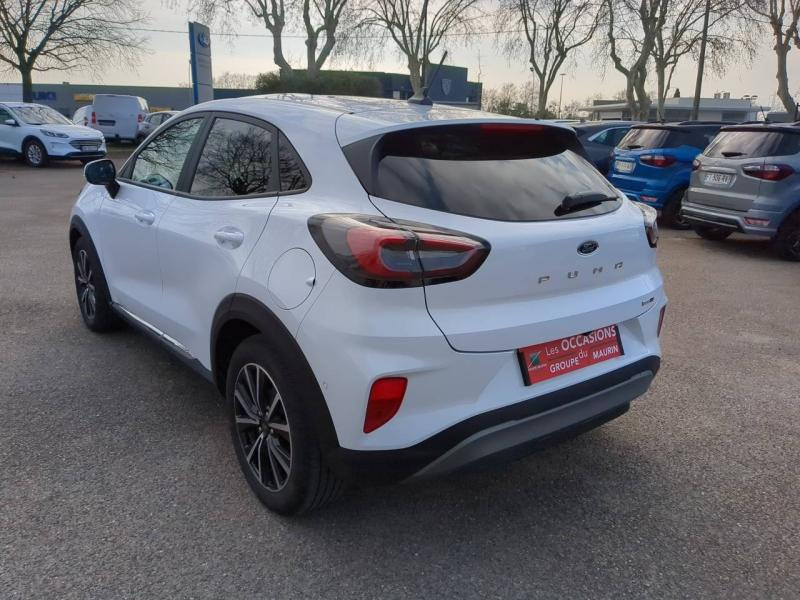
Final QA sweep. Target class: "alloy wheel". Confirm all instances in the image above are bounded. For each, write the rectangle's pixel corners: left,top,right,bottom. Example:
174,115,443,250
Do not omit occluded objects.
76,249,96,320
234,363,292,492
26,143,43,166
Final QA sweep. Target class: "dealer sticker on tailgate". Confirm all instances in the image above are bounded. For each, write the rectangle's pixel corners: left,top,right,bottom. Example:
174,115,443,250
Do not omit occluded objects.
517,325,624,386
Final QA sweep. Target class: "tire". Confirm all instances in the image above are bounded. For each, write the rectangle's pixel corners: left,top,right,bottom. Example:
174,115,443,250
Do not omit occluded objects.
692,225,733,241
773,211,800,261
227,335,345,515
23,139,48,168
71,237,121,332
661,189,691,229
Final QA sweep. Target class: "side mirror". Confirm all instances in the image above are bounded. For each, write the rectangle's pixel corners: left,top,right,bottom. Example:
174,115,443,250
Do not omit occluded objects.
3,118,17,127
84,159,119,198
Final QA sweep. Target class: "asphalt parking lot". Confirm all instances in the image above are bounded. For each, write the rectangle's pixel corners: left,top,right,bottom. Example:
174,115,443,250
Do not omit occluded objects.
1,154,798,599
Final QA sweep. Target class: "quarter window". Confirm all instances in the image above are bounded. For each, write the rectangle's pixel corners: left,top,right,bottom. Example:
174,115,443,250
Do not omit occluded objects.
279,135,308,191
131,117,203,190
190,118,275,197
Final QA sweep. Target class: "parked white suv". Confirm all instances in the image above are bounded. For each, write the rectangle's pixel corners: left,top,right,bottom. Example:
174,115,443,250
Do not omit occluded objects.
0,102,106,167
69,95,666,514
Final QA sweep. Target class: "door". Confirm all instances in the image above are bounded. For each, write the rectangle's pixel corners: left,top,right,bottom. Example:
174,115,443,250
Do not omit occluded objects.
95,116,205,326
0,106,18,154
156,115,279,365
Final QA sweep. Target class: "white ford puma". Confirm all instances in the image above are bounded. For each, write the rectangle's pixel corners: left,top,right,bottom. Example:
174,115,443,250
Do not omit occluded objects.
69,95,666,514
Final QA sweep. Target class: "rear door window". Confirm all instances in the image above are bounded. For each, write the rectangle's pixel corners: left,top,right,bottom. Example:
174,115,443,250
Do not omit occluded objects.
344,124,620,222
705,130,800,158
189,117,276,197
278,134,309,192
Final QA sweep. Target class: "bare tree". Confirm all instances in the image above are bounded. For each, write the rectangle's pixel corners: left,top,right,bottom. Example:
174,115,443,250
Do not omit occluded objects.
0,0,145,102
604,0,669,120
652,0,756,120
196,0,362,79
747,0,800,115
365,0,479,95
499,0,602,117
214,71,258,88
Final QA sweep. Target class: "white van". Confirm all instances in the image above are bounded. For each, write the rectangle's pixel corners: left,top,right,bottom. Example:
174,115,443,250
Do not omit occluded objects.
91,94,148,141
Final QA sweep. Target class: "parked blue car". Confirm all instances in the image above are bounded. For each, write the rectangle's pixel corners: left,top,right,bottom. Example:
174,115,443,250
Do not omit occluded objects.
608,122,726,227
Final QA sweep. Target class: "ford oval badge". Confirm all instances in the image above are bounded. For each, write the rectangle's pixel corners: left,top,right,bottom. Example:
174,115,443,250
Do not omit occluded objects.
578,240,599,255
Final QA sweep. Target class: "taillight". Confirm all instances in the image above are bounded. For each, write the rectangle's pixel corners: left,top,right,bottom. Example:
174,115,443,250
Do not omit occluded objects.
364,377,407,433
640,154,676,168
634,202,658,248
742,163,794,181
692,158,701,171
308,214,490,288
91,111,96,124
657,305,666,337
137,113,144,123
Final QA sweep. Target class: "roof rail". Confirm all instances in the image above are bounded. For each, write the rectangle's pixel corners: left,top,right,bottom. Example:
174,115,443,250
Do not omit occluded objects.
675,120,731,126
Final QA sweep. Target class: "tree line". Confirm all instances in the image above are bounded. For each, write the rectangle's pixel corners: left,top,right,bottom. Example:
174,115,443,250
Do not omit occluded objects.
1,0,799,118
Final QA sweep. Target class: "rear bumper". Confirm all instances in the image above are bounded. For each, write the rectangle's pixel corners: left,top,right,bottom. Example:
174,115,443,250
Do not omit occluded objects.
610,179,672,208
328,356,660,484
681,201,779,236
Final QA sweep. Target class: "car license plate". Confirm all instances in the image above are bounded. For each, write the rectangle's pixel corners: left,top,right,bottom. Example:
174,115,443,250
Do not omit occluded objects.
81,145,93,152
615,160,634,174
517,325,624,386
702,172,733,186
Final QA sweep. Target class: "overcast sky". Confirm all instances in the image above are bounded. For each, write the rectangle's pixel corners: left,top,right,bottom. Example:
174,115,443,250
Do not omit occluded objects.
2,0,798,110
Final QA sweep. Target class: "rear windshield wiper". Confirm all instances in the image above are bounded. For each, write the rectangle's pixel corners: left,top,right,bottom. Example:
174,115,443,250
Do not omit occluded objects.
721,151,746,157
556,192,618,216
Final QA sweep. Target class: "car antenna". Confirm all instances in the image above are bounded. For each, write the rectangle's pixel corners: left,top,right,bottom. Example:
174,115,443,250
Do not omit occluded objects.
408,51,448,106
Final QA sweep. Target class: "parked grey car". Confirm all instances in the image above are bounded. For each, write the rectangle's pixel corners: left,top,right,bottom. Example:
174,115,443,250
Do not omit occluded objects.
682,123,800,260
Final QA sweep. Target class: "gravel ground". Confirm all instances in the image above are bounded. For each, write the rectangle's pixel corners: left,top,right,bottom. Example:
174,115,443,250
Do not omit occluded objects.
1,156,798,599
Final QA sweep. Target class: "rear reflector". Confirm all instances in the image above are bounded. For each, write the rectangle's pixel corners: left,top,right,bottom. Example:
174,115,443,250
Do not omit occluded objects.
657,306,666,337
640,154,676,168
744,217,770,227
364,377,407,433
742,163,794,181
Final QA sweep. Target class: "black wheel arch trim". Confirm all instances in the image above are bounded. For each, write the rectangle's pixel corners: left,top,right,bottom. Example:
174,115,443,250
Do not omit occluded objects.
211,293,341,452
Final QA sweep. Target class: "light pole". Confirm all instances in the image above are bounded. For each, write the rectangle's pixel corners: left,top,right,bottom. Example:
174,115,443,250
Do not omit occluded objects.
558,73,566,119
529,66,535,116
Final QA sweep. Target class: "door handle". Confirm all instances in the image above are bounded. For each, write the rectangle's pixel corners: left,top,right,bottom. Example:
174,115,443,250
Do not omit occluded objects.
214,227,245,249
134,210,156,226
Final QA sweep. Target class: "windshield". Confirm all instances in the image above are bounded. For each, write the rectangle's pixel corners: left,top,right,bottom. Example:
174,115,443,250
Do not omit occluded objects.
618,128,673,150
705,130,800,158
13,105,71,126
344,124,621,222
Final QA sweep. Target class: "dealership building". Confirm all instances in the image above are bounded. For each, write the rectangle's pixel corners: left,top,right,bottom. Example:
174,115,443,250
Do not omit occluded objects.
0,66,483,118
582,95,765,122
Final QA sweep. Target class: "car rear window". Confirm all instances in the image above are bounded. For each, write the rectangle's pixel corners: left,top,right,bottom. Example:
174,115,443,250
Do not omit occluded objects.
343,124,621,222
704,130,800,158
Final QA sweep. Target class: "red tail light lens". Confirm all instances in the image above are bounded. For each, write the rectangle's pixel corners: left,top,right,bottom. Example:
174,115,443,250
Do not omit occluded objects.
91,111,96,124
364,377,407,433
309,214,490,288
640,154,676,168
742,163,794,181
137,113,144,123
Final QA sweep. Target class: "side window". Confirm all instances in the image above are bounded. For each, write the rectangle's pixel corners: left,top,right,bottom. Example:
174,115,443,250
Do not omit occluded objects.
610,128,629,146
190,118,275,197
0,107,12,122
130,117,203,190
591,130,610,145
279,135,309,191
